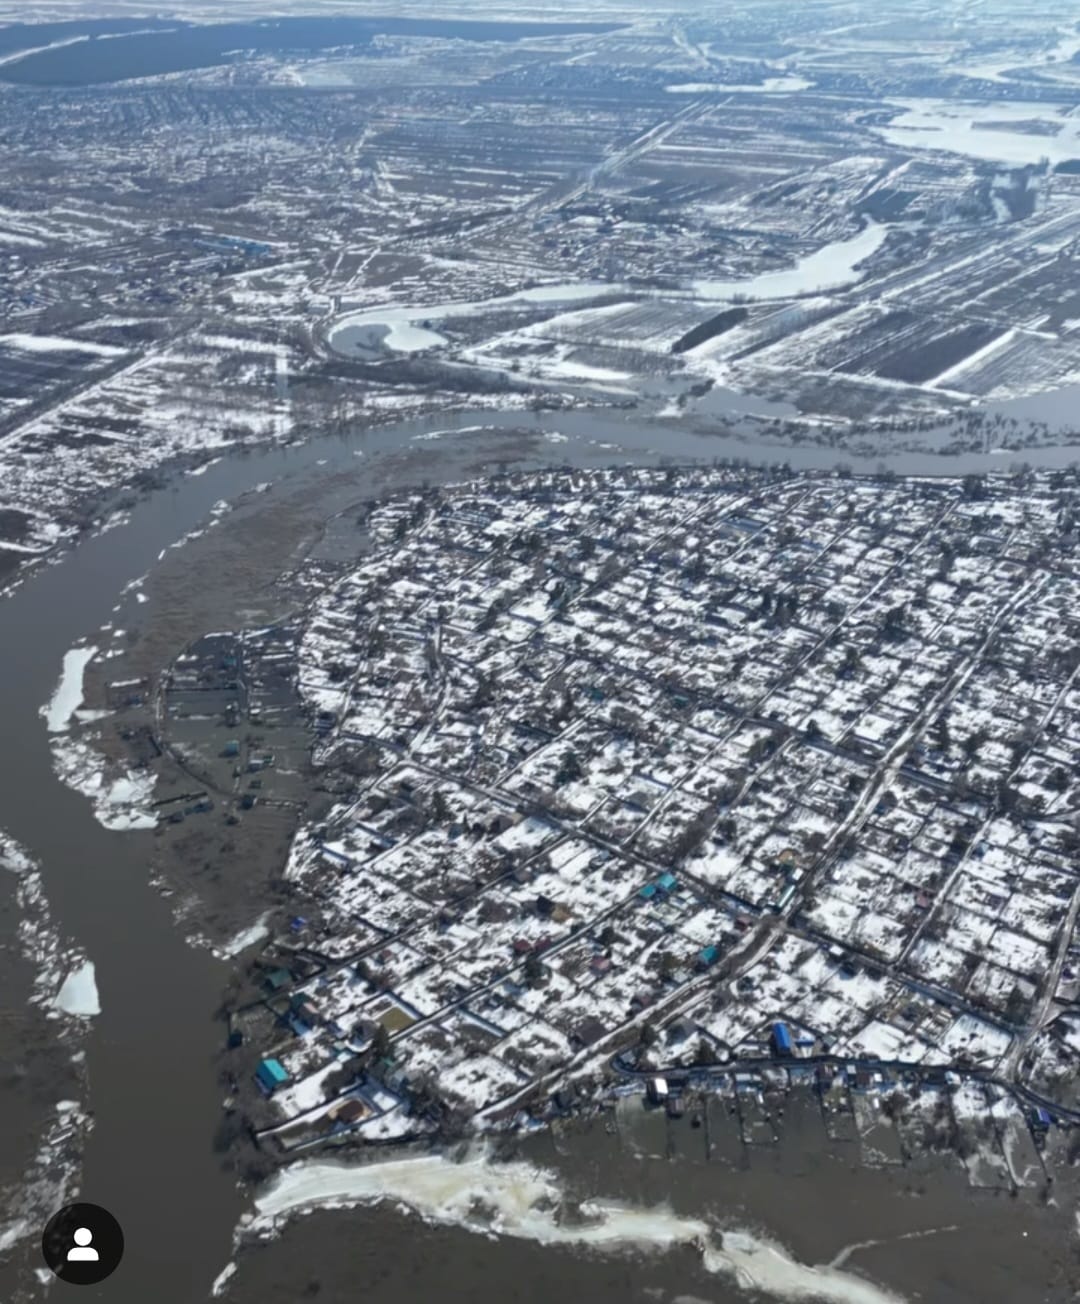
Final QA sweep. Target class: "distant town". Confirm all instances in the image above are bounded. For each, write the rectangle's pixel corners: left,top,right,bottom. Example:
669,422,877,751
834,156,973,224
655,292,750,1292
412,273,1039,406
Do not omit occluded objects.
4,4,1080,598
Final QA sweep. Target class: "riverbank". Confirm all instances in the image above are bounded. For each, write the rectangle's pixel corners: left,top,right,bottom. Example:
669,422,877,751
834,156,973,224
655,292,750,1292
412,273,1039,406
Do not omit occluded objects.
0,836,91,1300
5,383,1080,611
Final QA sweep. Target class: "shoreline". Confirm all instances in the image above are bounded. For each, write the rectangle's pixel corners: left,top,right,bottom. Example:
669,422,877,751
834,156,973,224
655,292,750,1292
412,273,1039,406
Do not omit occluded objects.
4,385,1080,608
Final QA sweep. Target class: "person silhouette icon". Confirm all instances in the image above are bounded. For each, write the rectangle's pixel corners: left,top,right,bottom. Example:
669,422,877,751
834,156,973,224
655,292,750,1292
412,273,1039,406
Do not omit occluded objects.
43,1202,123,1283
66,1227,99,1263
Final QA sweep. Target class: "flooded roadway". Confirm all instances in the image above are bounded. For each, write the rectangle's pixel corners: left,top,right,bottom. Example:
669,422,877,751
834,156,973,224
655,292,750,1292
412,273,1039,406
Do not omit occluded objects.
1,402,1079,1303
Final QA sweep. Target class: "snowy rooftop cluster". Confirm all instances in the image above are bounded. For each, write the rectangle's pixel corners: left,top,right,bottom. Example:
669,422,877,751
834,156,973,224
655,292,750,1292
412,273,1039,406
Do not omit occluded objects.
244,463,1080,1137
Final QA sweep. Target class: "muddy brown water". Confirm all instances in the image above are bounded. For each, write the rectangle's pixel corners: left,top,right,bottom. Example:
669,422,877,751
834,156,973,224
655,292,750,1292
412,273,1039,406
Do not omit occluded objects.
1,403,1080,1303
224,1101,1080,1304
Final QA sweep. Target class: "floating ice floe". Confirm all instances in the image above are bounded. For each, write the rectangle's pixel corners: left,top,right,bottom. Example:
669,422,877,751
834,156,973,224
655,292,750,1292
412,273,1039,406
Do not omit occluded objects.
211,1261,238,1297
51,737,157,831
41,645,98,732
53,960,100,1018
243,1151,906,1304
216,912,273,960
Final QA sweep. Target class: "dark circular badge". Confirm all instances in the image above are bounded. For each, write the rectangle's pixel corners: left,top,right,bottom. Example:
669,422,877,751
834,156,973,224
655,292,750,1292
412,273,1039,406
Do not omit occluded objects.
42,1203,123,1285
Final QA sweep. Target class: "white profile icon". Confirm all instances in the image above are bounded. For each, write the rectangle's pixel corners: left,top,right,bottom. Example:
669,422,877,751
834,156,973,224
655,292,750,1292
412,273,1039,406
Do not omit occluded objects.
67,1227,99,1262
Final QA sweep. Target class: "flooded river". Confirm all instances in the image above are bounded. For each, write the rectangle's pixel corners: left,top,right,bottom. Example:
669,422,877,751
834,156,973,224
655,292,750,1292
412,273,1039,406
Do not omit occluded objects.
1,403,1079,1303
224,1098,1080,1304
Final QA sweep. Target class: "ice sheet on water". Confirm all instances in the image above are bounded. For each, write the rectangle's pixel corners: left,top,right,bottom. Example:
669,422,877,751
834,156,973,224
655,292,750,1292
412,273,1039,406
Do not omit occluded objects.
41,645,98,732
53,960,100,1018
245,1149,906,1304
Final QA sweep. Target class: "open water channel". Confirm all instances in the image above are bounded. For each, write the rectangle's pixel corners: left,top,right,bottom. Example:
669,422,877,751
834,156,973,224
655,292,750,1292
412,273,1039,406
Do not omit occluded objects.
2,402,1080,1303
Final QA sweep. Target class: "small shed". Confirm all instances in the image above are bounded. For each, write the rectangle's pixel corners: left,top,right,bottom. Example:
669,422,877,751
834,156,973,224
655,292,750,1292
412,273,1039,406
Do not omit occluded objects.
332,1098,369,1125
666,1016,694,1044
262,967,291,994
293,997,321,1025
647,1076,669,1104
571,1016,606,1048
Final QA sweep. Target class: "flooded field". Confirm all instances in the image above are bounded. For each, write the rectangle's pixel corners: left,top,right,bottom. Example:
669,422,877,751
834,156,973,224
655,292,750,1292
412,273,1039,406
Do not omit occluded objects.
328,285,621,357
877,99,1080,167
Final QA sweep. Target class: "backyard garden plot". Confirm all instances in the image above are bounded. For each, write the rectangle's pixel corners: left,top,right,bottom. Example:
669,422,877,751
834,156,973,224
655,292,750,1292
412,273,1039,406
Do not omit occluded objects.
941,1013,1011,1068
437,1054,528,1111
852,911,909,963
842,1019,929,1063
693,999,764,1052
497,1020,575,1077
315,864,432,935
685,842,745,893
584,795,652,843
394,965,476,1018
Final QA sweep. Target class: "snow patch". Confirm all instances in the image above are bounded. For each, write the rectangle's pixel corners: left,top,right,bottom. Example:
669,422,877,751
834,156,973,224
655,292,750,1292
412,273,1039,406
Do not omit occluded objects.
666,76,813,93
0,332,126,357
51,737,158,832
216,912,273,960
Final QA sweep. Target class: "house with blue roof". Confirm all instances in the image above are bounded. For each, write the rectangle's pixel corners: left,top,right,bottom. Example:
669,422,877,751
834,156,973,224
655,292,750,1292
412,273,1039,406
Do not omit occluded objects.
255,1057,290,1095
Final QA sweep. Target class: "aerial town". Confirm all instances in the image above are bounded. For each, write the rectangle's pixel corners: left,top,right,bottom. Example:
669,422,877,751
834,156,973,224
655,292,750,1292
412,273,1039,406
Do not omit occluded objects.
192,461,1080,1189
5,3,1080,1302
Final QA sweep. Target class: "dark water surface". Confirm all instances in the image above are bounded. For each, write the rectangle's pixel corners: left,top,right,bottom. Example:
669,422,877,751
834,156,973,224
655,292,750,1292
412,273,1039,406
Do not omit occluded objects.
0,17,625,86
225,1101,1080,1304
